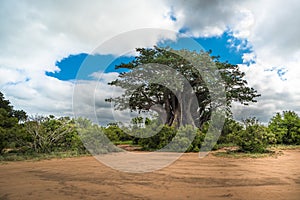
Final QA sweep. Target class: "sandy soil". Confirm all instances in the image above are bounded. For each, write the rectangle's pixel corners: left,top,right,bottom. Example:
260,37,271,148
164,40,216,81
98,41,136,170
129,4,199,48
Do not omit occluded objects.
0,149,299,200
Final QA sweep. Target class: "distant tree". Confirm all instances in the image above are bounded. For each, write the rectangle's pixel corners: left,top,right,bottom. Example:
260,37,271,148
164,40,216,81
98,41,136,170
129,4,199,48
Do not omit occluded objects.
75,118,120,154
24,116,80,153
0,92,27,121
0,92,27,153
234,118,276,153
218,118,243,144
0,92,13,114
12,110,28,122
104,124,133,142
107,47,260,129
269,111,300,144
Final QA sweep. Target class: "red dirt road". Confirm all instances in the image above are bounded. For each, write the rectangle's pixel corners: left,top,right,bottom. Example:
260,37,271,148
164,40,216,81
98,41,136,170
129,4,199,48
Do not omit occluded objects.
0,149,299,200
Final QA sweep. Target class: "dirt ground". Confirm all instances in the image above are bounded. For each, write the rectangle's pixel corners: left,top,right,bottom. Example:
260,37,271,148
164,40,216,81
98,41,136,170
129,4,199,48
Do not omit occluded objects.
0,149,299,200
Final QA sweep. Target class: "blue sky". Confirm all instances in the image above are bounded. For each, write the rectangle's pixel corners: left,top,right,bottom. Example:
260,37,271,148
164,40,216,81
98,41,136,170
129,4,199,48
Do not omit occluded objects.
48,32,252,81
46,53,133,80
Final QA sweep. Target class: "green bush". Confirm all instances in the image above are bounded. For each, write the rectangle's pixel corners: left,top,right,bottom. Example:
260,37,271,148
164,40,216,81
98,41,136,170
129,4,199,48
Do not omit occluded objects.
24,116,86,154
234,118,274,153
138,125,176,150
138,124,205,152
189,129,206,152
165,125,197,152
218,118,243,144
76,118,121,154
268,111,300,145
103,124,133,142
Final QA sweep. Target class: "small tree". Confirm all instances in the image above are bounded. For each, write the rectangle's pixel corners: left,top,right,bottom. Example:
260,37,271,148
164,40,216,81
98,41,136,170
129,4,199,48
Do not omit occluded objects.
138,124,176,150
25,116,78,153
269,111,300,144
0,92,27,153
75,118,121,154
234,118,275,153
218,118,243,144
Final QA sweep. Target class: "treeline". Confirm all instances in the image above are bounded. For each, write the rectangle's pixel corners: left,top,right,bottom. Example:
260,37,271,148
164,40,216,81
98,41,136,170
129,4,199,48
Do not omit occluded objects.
105,111,300,153
0,90,121,155
1,92,300,158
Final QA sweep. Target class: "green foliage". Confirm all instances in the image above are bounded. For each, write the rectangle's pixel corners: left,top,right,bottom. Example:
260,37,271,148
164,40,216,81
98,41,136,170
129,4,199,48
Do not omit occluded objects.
0,92,27,153
189,129,206,152
164,125,197,152
268,111,300,144
218,118,243,144
0,92,88,156
0,92,13,114
213,151,275,158
107,47,260,128
137,124,205,152
138,124,176,150
76,118,121,154
103,124,133,142
0,151,89,162
2,90,300,159
233,118,275,153
24,116,86,153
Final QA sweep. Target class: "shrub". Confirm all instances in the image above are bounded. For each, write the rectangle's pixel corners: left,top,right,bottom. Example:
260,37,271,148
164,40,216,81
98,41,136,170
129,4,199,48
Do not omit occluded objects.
234,118,274,153
189,129,206,152
165,125,198,152
138,124,205,152
76,118,121,154
138,125,176,150
218,118,243,144
268,111,300,145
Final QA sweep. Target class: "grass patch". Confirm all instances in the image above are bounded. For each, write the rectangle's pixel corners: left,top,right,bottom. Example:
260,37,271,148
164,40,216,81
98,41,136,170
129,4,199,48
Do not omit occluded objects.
269,144,300,150
0,151,90,162
114,140,133,145
213,151,277,158
212,144,299,158
213,143,236,150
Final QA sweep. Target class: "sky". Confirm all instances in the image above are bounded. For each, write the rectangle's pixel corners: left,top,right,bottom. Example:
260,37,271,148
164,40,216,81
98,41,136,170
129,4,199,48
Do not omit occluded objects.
0,0,299,125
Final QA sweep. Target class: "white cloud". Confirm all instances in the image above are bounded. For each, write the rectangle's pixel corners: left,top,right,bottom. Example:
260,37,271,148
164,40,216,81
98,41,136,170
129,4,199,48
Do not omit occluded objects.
169,0,300,122
242,0,300,57
2,75,74,116
231,0,300,122
169,0,251,37
89,71,120,82
0,0,176,72
73,75,137,125
0,0,299,124
232,55,300,122
0,0,177,118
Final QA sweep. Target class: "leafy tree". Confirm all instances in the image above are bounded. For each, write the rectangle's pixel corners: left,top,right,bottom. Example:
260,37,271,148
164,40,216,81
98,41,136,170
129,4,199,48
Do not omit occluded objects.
218,118,243,144
24,116,82,153
165,125,199,152
269,111,300,144
12,110,28,122
75,118,121,154
0,92,27,121
234,118,275,153
107,47,260,129
138,124,176,150
0,92,13,114
103,124,133,142
0,109,17,152
0,92,27,153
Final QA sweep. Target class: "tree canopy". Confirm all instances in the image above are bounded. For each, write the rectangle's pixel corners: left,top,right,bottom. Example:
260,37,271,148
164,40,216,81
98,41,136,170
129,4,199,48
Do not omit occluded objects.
268,111,300,144
0,92,28,152
107,47,260,129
